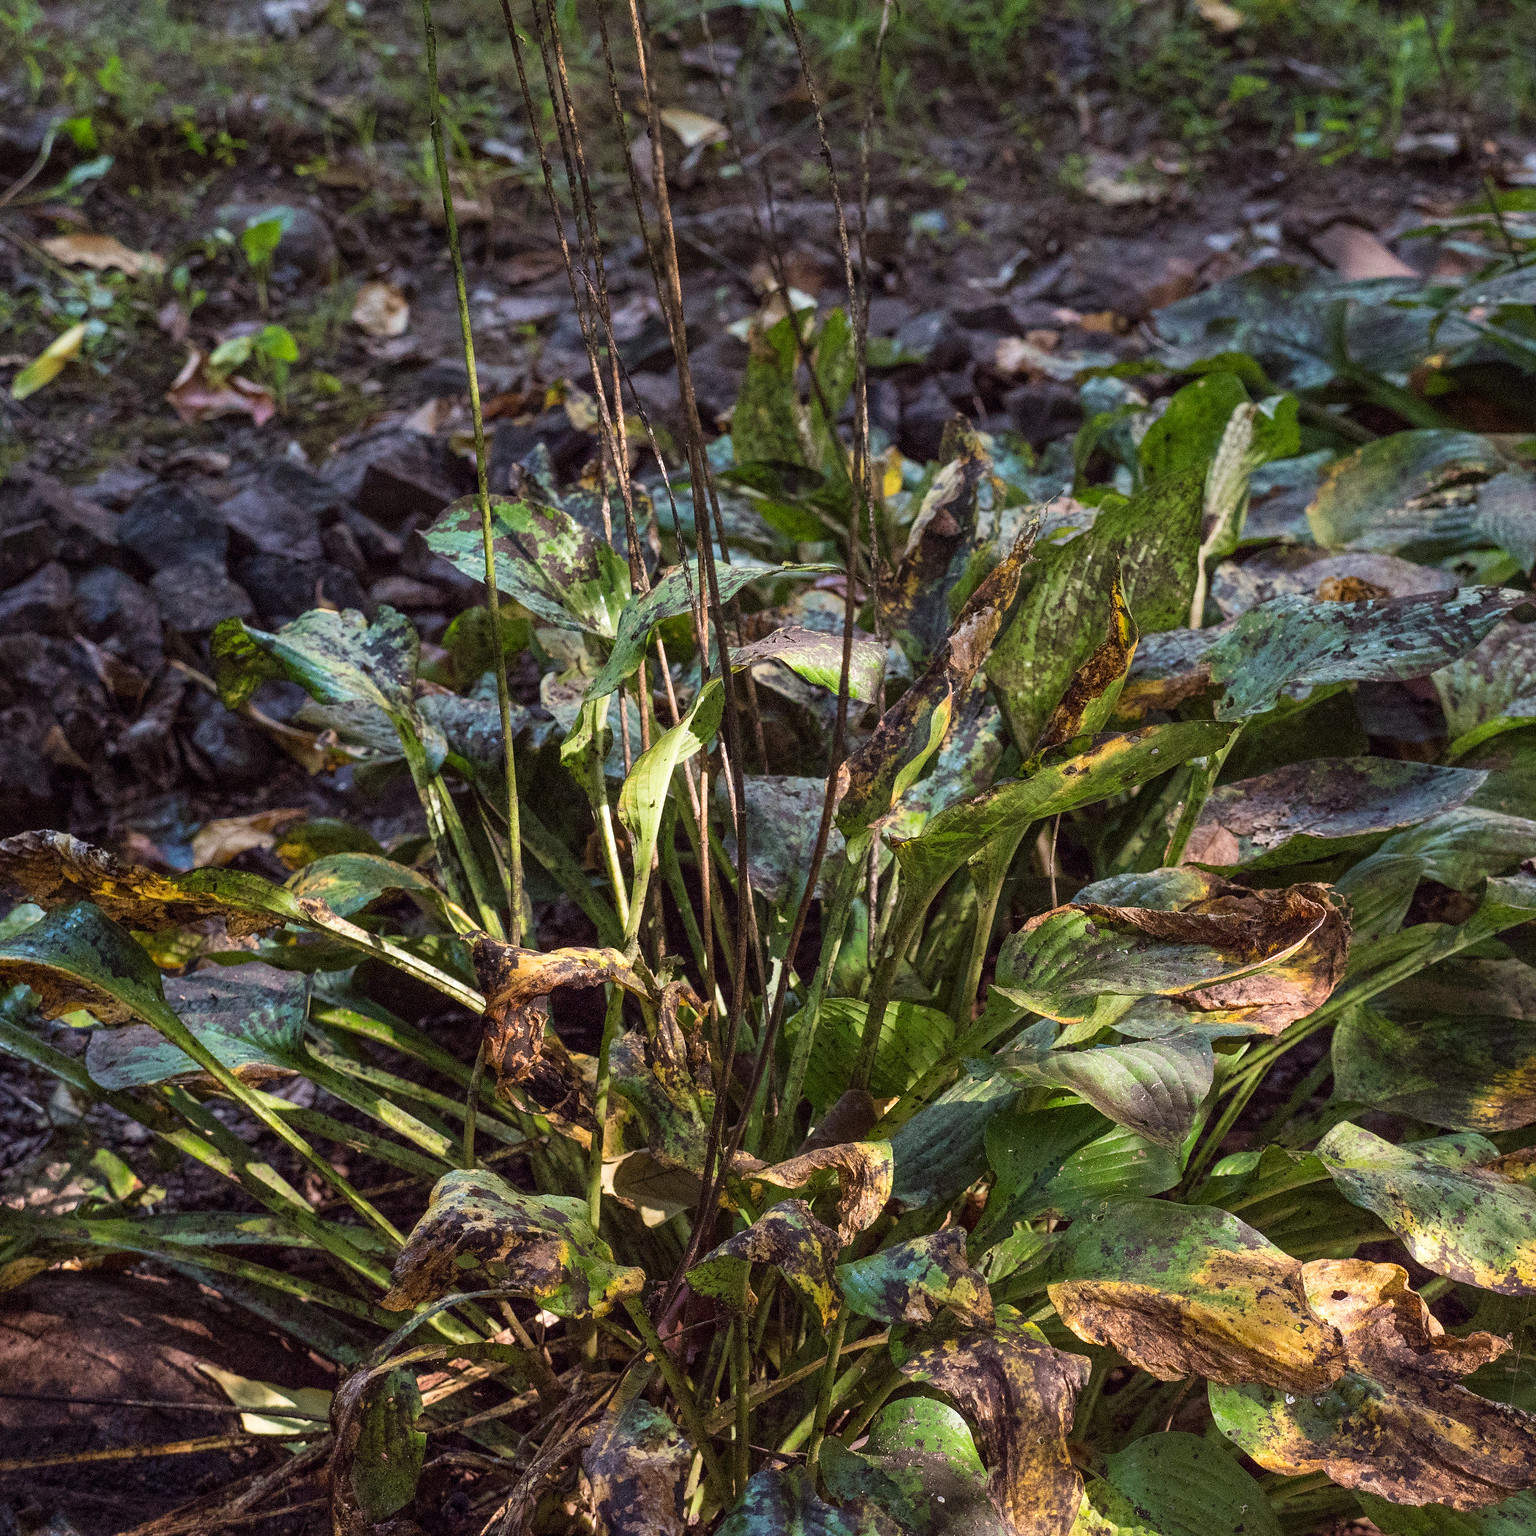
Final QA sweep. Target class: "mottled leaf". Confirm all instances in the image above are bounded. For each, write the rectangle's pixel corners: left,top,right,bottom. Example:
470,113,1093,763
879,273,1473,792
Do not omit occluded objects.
1139,373,1251,484
1101,1433,1280,1536
1385,956,1536,1021
987,471,1202,752
732,1143,892,1244
1211,547,1454,620
582,1393,690,1536
686,1199,841,1326
1185,758,1486,870
1202,587,1523,721
1357,1491,1536,1536
837,1227,994,1328
890,1064,1023,1208
285,852,452,923
0,900,170,1025
1046,1199,1347,1392
1034,570,1138,755
899,1315,1091,1536
785,997,953,1116
1435,621,1536,757
85,963,307,1090
381,1167,644,1315
342,1366,425,1524
733,625,886,704
1315,1121,1536,1294
727,777,848,906
716,1464,877,1536
425,492,631,636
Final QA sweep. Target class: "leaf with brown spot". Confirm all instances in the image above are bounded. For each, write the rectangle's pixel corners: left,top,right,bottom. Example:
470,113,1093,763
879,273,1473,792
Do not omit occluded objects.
0,900,171,1025
837,1227,994,1328
899,1313,1090,1536
995,876,1348,1036
1046,1199,1347,1393
838,528,1034,839
730,1141,893,1243
582,1390,690,1536
1211,1259,1535,1511
686,1199,841,1326
381,1167,644,1316
1034,566,1138,755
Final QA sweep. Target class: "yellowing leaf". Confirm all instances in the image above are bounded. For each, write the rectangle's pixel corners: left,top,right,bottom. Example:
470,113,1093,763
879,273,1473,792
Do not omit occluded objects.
351,279,410,338
687,1199,842,1326
41,232,164,277
659,107,727,149
11,322,87,401
199,1362,332,1436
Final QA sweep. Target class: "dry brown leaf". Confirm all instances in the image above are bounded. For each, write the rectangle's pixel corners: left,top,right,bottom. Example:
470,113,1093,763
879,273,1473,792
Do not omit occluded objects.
1311,223,1417,280
658,108,727,149
732,1141,894,1243
41,232,165,277
190,809,307,869
165,349,276,427
1194,0,1246,31
351,280,410,339
900,1320,1090,1536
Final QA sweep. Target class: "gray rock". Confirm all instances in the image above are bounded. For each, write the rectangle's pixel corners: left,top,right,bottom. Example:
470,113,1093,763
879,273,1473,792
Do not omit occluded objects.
1004,381,1083,449
899,377,958,463
320,519,368,576
184,692,278,784
234,553,370,626
150,562,254,633
0,561,72,636
214,202,336,280
341,508,405,564
0,632,110,829
221,462,339,562
122,483,227,572
73,566,165,673
321,427,460,529
0,505,57,588
0,469,119,572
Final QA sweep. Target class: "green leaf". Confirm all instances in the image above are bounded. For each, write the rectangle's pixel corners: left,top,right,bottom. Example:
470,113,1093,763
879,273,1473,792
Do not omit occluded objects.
285,852,456,924
687,1199,841,1326
348,1366,425,1521
0,900,172,1025
1315,1120,1536,1294
1435,621,1536,758
273,818,383,868
1357,1491,1536,1536
85,963,308,1090
424,493,631,637
732,625,886,704
1307,430,1507,556
893,720,1241,905
1203,587,1524,721
1046,1200,1346,1392
994,1036,1212,1152
1186,757,1487,869
586,559,838,699
837,1227,994,1328
11,322,87,401
986,470,1204,751
732,314,806,470
583,1394,691,1536
1333,1004,1536,1133
890,1064,1023,1208
1102,1433,1280,1536
716,1465,874,1536
785,997,954,1116
382,1167,645,1315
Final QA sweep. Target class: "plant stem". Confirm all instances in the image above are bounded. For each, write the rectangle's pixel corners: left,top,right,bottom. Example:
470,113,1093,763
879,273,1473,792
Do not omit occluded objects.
587,984,626,1230
804,1311,847,1477
463,1037,486,1170
732,1286,752,1494
421,0,523,943
1163,728,1240,866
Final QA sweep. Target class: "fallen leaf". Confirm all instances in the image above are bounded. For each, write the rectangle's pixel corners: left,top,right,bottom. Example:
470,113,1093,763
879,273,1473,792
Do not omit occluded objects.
1047,1199,1348,1393
351,280,410,338
382,1166,644,1315
1081,152,1168,207
190,808,307,869
10,322,87,401
1194,0,1246,31
658,107,728,149
582,1392,690,1536
40,232,164,277
1311,222,1417,280
165,349,276,426
899,1315,1090,1536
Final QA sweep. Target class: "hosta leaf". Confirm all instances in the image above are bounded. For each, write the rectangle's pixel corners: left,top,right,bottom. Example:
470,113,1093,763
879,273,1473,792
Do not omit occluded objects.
1211,1257,1536,1511
606,1150,701,1228
0,900,170,1025
728,777,848,906
1202,586,1523,721
986,470,1202,752
836,1227,994,1328
381,1167,644,1315
1211,547,1455,620
1435,621,1536,757
1385,957,1536,1021
821,1398,1002,1536
586,559,838,699
424,492,631,636
892,721,1241,904
1184,758,1486,870
212,605,418,714
1357,1491,1536,1535
898,1315,1091,1536
1033,569,1138,756
1472,470,1536,575
1334,1005,1536,1132
995,1036,1213,1152
1306,429,1506,556
582,1394,690,1536
85,963,308,1090
1315,1121,1536,1294
732,1142,892,1243
838,529,1034,839
994,879,1346,1033
687,1199,841,1326
732,624,886,704
1336,808,1536,941
890,1065,1023,1208
1045,1199,1346,1393
339,1366,425,1524
1101,1433,1280,1536
716,1465,876,1536
285,851,454,923
1139,372,1251,484
785,997,953,1115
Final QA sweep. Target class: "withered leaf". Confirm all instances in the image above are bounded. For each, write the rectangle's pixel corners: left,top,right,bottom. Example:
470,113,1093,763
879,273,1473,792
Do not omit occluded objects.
582,1392,690,1536
731,1141,893,1243
899,1314,1090,1536
1046,1200,1347,1394
1034,566,1137,755
382,1168,643,1317
686,1199,841,1326
837,1227,994,1328
1212,1261,1535,1511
